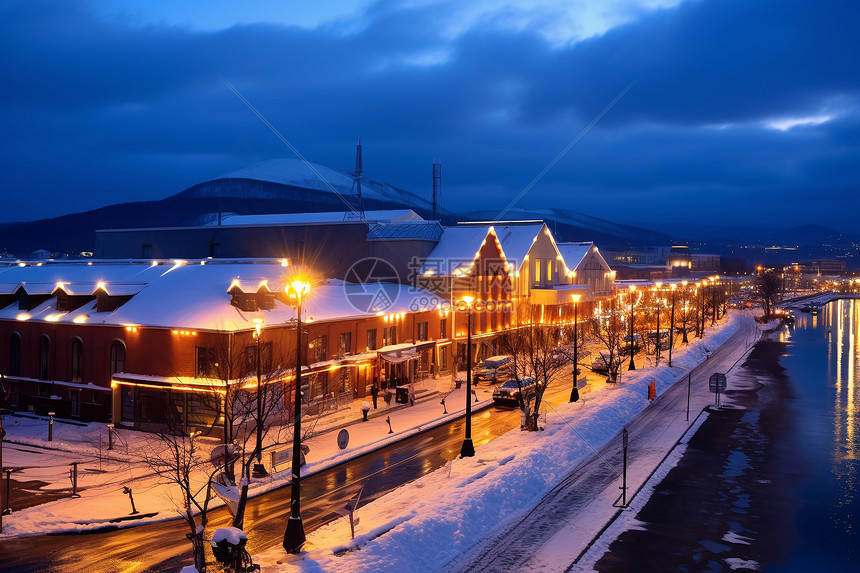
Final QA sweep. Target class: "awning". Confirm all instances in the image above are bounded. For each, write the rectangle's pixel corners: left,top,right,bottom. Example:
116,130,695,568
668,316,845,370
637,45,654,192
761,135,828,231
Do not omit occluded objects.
377,340,435,364
379,348,417,364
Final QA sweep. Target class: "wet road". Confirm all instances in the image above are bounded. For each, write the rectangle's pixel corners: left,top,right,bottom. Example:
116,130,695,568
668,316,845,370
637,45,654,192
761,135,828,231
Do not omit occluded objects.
0,405,522,572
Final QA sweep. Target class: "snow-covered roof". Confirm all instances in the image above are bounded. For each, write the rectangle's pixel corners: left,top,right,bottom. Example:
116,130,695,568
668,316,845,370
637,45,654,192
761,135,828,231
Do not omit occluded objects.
214,209,422,226
367,221,443,241
492,223,547,267
419,222,548,275
557,242,594,272
0,261,444,331
419,226,499,275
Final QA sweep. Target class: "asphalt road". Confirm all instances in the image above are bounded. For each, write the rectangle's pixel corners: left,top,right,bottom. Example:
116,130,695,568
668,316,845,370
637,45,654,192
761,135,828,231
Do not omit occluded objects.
0,404,524,573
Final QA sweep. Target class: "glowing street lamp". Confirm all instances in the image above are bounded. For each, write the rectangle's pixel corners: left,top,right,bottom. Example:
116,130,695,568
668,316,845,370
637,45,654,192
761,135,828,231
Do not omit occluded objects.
669,283,677,367
654,283,662,366
460,295,476,458
570,293,581,402
627,285,636,371
681,280,689,343
283,279,310,554
252,317,267,478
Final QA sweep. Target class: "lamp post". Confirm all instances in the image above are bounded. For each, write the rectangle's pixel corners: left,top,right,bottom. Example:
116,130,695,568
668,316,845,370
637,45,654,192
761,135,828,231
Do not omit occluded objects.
570,294,581,402
711,276,718,325
681,280,689,343
627,285,636,371
283,279,310,554
459,295,476,458
654,283,662,366
669,283,676,367
252,318,267,478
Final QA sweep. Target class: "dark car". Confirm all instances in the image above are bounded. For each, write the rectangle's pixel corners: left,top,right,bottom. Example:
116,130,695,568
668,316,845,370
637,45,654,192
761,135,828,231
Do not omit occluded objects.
474,355,514,384
492,377,537,406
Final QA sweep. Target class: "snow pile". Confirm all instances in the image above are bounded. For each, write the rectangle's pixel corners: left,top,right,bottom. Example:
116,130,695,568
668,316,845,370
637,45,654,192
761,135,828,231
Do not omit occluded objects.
212,527,247,545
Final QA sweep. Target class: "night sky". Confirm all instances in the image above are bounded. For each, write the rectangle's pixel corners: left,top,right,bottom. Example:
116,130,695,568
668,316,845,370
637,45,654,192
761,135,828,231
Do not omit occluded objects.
2,0,858,232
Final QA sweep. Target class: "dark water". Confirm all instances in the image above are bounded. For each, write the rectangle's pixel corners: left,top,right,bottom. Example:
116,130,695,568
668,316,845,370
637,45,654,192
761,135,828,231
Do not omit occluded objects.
774,298,860,571
594,300,859,572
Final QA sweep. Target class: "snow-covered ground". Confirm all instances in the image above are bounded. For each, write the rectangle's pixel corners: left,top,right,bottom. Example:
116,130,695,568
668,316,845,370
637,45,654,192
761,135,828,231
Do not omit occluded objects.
1,310,762,572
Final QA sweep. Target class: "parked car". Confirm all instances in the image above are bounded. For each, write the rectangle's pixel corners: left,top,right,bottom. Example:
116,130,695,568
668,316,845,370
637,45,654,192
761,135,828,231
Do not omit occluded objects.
474,355,514,384
591,352,620,374
492,377,537,406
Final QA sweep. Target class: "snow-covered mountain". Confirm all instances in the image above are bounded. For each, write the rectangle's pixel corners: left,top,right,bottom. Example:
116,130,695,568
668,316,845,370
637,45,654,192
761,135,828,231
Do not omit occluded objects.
180,157,434,212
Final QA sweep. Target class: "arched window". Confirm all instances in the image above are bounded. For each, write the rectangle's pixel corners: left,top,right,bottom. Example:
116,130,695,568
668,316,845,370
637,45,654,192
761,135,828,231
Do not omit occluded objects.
71,338,83,383
110,340,126,375
9,332,21,376
39,335,50,380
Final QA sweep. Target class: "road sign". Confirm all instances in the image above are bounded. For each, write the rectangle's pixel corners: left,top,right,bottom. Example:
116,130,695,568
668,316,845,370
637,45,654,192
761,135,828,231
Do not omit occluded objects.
337,429,350,450
709,373,727,393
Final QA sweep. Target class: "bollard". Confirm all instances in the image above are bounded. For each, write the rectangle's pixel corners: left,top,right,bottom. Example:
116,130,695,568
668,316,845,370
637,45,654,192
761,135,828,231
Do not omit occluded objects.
385,416,393,434
107,424,114,451
48,412,55,442
69,462,80,498
122,486,139,514
3,469,11,515
620,428,629,507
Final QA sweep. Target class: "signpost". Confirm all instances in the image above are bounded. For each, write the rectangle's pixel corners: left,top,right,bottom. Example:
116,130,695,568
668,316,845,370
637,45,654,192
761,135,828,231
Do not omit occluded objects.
709,373,727,409
337,429,350,450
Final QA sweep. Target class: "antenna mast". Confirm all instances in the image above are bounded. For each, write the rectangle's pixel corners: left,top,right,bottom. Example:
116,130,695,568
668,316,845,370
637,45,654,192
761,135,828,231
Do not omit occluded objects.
345,139,365,220
432,158,442,221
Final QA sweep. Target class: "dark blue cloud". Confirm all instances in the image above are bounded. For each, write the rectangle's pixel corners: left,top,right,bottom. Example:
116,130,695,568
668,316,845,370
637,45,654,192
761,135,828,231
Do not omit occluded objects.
1,0,858,233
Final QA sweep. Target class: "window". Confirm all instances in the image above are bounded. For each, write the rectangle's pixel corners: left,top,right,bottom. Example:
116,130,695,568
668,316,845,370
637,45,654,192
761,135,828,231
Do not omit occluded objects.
547,260,553,282
244,343,273,376
39,335,50,380
9,332,21,376
70,338,83,383
110,341,126,375
196,347,218,378
339,332,352,356
440,318,448,339
534,260,541,286
417,321,429,341
389,325,397,345
367,328,378,351
310,335,327,363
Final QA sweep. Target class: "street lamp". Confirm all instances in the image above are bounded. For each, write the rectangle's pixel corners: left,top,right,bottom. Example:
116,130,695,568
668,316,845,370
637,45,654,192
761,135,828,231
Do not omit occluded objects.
711,276,718,325
283,279,310,554
669,283,676,367
681,280,689,343
570,293,581,402
627,285,636,371
252,317,267,478
459,295,476,458
654,283,662,366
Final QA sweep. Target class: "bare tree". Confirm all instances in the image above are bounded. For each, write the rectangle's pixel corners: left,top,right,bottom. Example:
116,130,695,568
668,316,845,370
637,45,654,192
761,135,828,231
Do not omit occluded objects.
675,289,696,344
141,426,218,572
501,304,567,431
756,269,783,319
589,298,625,383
